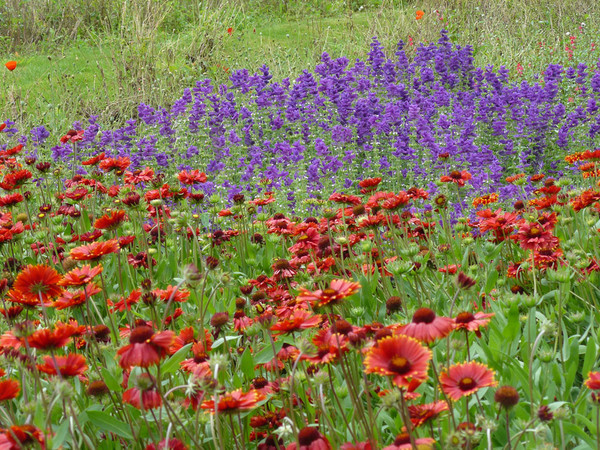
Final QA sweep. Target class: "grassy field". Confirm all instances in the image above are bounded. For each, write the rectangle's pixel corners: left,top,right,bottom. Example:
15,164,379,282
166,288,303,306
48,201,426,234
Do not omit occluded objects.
1,0,600,131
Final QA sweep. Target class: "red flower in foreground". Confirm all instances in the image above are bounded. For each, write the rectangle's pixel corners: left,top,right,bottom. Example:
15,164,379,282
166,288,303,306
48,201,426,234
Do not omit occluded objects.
440,170,472,187
123,374,163,410
399,308,454,343
513,221,557,251
59,265,103,286
286,427,331,450
453,311,495,337
408,401,448,427
99,156,131,173
383,433,435,450
5,61,17,71
0,379,20,401
201,389,265,413
37,353,88,377
271,309,322,335
70,239,120,261
178,169,207,185
94,210,126,230
117,326,175,369
440,362,497,401
0,425,45,449
27,324,76,350
13,264,63,304
227,27,233,35
364,335,432,388
296,279,361,308
585,372,600,390
60,129,84,144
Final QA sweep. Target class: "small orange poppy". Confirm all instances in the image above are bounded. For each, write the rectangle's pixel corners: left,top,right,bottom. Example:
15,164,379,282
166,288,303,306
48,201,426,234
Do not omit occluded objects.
227,27,233,35
5,61,17,71
416,10,425,20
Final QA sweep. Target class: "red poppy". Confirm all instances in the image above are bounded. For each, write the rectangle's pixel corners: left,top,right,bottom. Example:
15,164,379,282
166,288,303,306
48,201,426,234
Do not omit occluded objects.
364,335,431,388
13,264,63,304
227,27,233,35
117,326,175,369
37,353,88,377
439,361,497,401
440,170,472,187
70,239,120,261
81,152,105,166
286,426,331,450
201,389,265,413
0,379,20,401
415,10,425,20
94,210,126,230
59,265,103,286
271,309,322,335
383,434,435,450
124,167,154,184
4,61,17,71
296,279,361,308
398,308,454,343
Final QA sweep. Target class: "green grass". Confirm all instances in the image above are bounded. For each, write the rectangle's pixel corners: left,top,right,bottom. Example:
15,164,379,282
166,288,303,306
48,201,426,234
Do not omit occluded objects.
2,0,600,131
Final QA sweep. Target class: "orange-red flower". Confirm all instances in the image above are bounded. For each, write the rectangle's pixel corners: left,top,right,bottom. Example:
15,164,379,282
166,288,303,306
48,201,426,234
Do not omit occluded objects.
408,401,448,427
201,389,264,413
287,426,332,450
0,379,20,401
399,308,454,343
296,279,360,308
439,361,497,401
383,433,435,450
99,157,130,173
4,61,16,71
70,239,120,261
453,311,495,337
0,425,45,449
440,170,472,187
271,309,322,335
585,372,600,390
415,10,425,20
117,326,175,369
37,353,88,377
27,323,76,350
512,221,558,251
123,374,163,410
13,264,63,304
177,170,207,185
94,210,126,230
53,283,102,310
59,265,103,286
364,335,432,388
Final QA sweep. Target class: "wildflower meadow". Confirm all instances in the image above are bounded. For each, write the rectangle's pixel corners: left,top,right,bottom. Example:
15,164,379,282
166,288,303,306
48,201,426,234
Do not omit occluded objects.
1,1,600,449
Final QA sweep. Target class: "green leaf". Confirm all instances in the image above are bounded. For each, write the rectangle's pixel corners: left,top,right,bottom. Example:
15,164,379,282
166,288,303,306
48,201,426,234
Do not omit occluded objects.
502,303,520,341
254,341,284,365
161,343,192,375
240,348,255,380
52,420,70,450
582,338,597,381
87,410,133,440
101,368,121,393
484,269,498,294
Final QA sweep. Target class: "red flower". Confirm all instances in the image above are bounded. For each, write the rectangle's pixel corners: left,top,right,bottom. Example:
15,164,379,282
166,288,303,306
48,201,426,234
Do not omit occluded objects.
70,239,120,261
0,193,24,207
453,311,495,337
59,265,103,286
440,170,472,187
0,170,32,190
383,433,435,449
271,309,322,335
415,10,425,20
124,167,154,184
399,308,454,343
27,324,76,350
1,425,45,449
0,379,20,401
53,283,101,309
201,389,265,413
408,401,448,427
329,192,361,205
227,27,233,35
82,152,105,166
4,61,17,71
123,374,163,410
13,264,63,304
439,361,497,401
512,220,558,251
37,353,88,377
286,427,331,450
364,335,431,388
177,170,207,185
117,326,175,369
585,372,600,390
296,279,361,308
99,157,131,173
94,210,127,230
60,129,84,144
146,439,188,450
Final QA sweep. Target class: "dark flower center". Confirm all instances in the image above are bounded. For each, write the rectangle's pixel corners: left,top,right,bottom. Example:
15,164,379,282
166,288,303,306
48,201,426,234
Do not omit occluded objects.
412,307,436,324
393,433,411,445
388,356,412,374
322,288,336,296
253,377,269,389
298,427,320,445
129,326,154,343
455,312,475,324
529,226,541,237
450,171,462,179
458,377,477,391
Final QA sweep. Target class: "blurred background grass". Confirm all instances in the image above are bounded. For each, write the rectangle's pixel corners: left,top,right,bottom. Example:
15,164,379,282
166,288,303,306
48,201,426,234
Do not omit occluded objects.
1,0,598,131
